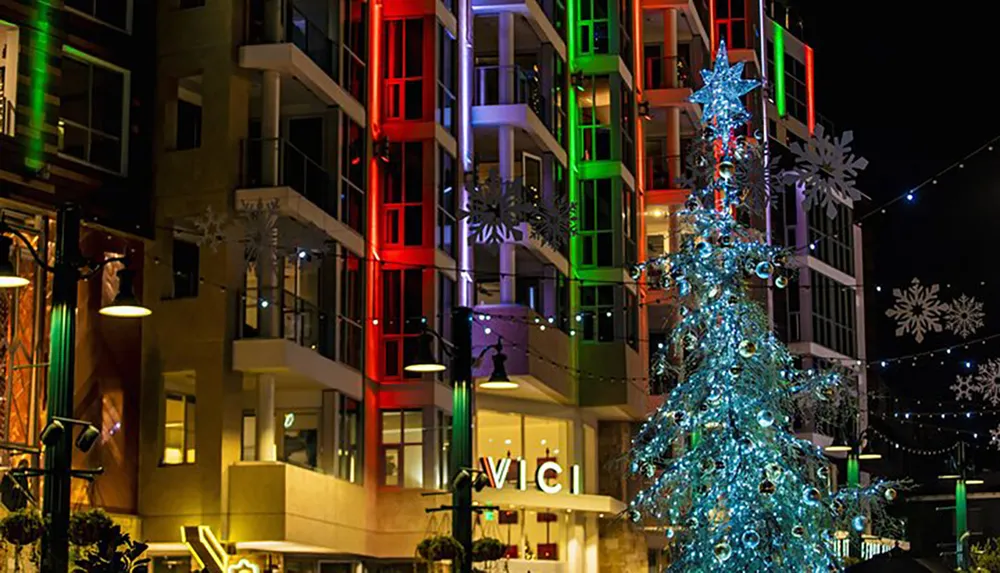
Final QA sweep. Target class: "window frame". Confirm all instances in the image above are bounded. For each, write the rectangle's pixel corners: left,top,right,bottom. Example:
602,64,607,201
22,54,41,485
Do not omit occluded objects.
382,268,424,379
384,18,425,121
58,47,131,175
580,285,615,343
578,178,615,268
384,141,425,247
336,394,363,484
436,146,457,258
380,409,425,488
577,75,612,162
338,251,365,370
162,392,196,466
64,0,133,34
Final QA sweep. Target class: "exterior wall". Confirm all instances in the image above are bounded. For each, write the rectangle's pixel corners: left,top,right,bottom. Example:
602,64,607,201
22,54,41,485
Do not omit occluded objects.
598,520,648,573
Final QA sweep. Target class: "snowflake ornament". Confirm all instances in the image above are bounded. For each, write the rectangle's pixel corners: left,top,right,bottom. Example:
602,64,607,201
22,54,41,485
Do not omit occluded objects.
992,426,1000,451
885,278,949,343
975,359,1000,406
674,133,716,191
190,205,229,252
950,375,977,402
459,169,530,244
525,192,578,251
234,199,281,264
784,124,868,219
944,294,985,338
734,137,782,217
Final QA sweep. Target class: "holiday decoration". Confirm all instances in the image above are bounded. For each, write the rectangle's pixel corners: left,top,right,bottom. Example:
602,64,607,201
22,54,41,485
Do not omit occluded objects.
885,278,949,343
526,191,578,250
944,294,985,338
951,375,977,402
991,425,1000,451
190,205,228,252
974,359,1000,406
784,124,868,219
627,43,900,572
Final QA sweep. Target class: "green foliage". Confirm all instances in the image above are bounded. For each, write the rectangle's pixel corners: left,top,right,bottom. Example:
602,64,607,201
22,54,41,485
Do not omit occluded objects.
71,523,149,573
972,538,1000,572
70,509,117,547
0,509,45,547
416,535,465,563
471,538,506,562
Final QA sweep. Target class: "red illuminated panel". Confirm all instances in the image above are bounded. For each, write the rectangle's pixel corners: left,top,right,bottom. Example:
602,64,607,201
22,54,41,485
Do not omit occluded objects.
805,45,815,135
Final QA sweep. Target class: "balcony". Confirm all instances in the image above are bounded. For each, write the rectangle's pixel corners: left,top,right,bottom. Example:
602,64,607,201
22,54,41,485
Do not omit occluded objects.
233,287,362,397
641,0,712,50
471,65,568,167
241,0,365,125
238,137,364,254
472,304,572,403
471,0,567,60
645,153,690,206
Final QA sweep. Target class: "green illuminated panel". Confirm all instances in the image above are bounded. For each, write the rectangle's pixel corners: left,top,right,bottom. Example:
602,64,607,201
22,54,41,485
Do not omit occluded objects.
27,2,53,171
773,22,786,118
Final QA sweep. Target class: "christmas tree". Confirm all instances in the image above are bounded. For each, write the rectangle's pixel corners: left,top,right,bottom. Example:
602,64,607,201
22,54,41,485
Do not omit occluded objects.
628,43,898,572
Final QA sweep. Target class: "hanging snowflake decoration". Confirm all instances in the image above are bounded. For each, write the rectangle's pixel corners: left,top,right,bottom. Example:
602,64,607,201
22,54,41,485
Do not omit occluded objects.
733,136,783,217
459,169,530,244
885,278,949,343
991,425,1000,451
674,132,716,192
783,124,868,219
975,359,1000,407
190,205,229,252
525,192,578,251
950,375,977,402
944,294,985,339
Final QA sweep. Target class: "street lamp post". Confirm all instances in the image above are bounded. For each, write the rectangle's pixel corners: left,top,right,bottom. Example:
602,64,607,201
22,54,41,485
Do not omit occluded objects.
0,204,150,573
825,428,881,560
405,306,511,573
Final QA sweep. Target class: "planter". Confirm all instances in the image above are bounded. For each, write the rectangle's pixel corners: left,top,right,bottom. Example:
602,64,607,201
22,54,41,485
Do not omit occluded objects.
417,535,465,564
471,538,506,563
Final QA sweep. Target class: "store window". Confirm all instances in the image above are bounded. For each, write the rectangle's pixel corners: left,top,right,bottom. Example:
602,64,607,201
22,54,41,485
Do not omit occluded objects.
59,49,130,174
385,141,424,247
383,268,424,378
384,18,424,120
382,410,424,488
337,395,362,483
580,285,614,342
579,178,613,267
577,75,611,161
476,411,570,489
163,392,195,465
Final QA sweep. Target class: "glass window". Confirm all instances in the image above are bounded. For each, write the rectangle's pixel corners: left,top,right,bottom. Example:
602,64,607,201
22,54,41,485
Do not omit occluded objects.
438,411,452,489
437,147,457,258
475,411,569,488
436,25,457,135
437,273,455,378
339,252,364,370
807,200,854,275
385,142,424,247
65,0,130,31
576,0,609,55
580,285,615,342
810,271,856,357
579,178,614,267
59,50,129,174
172,238,199,299
340,118,366,234
383,268,424,378
384,18,424,120
337,395,362,483
342,0,368,103
381,410,424,488
163,393,195,465
280,411,319,469
577,75,611,161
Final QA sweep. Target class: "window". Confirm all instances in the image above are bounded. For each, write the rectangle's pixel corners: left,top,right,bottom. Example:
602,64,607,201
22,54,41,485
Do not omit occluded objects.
59,50,129,174
65,0,130,31
785,56,808,124
626,289,638,350
0,23,19,137
179,0,205,8
174,75,202,150
436,25,457,135
342,0,368,103
163,393,195,465
384,18,424,120
556,272,571,333
578,75,611,161
172,238,199,299
579,178,614,267
620,80,635,173
576,0,609,55
714,0,746,50
382,410,424,488
437,147,457,258
337,394,362,483
437,273,455,377
383,268,424,378
385,142,424,247
619,0,633,70
339,252,364,370
623,184,636,266
438,411,452,489
810,271,856,357
341,118,366,233
808,201,854,275
280,411,319,469
580,285,614,342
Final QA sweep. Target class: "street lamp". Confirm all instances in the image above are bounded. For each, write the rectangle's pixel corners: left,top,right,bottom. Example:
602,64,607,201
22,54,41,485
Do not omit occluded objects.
0,205,150,573
404,309,510,573
940,442,977,570
825,427,882,559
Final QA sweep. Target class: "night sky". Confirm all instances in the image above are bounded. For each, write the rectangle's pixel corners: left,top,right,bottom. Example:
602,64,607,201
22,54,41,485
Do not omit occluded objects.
794,2,1000,482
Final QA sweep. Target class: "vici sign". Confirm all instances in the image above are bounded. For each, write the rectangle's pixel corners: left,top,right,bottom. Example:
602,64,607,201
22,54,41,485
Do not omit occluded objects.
479,456,581,495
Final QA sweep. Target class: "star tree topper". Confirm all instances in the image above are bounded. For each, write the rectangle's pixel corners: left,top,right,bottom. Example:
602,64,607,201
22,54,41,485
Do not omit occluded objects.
689,42,759,135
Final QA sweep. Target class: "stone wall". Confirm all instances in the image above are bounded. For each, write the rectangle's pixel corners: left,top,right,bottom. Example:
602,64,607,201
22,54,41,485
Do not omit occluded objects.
599,519,648,573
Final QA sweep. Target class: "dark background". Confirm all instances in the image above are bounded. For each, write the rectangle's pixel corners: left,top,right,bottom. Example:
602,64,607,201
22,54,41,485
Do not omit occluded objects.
791,0,1000,555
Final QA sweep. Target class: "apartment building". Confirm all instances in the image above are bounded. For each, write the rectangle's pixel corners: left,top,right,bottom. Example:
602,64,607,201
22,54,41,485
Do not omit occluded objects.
0,0,155,537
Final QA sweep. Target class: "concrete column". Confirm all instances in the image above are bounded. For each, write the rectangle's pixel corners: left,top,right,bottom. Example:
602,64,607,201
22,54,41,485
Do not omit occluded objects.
256,375,277,461
566,513,585,572
584,514,599,573
663,9,682,183
264,0,283,43
498,13,517,304
320,390,339,475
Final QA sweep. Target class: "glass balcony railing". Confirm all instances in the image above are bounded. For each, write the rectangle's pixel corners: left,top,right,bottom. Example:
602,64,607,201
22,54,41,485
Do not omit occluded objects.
238,287,335,360
474,65,566,140
245,0,338,82
646,154,682,190
242,137,336,217
643,55,692,91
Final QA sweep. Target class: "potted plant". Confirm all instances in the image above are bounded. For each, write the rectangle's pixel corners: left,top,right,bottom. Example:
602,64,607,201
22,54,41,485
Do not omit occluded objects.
416,535,465,571
72,522,149,573
471,538,506,563
70,508,116,548
0,508,45,572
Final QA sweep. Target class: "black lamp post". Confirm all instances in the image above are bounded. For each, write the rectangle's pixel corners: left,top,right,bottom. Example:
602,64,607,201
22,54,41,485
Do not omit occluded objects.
404,307,510,573
0,205,150,573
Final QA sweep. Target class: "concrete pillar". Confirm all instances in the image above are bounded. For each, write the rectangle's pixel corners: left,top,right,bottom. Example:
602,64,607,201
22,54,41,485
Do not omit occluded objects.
498,13,517,304
264,0,283,43
663,9,682,183
566,513,585,572
256,375,277,461
320,390,339,475
584,514,599,573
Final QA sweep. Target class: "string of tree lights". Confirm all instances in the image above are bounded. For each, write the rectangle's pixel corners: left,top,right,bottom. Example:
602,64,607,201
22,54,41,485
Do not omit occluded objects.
866,427,963,457
857,133,1000,223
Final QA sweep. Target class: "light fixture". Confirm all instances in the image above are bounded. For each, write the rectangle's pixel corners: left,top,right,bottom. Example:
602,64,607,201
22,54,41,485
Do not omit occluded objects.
404,330,446,373
938,474,961,480
858,453,882,460
452,469,491,492
40,419,66,447
100,268,151,317
0,236,28,288
74,424,101,453
480,340,518,390
966,479,985,485
823,444,851,453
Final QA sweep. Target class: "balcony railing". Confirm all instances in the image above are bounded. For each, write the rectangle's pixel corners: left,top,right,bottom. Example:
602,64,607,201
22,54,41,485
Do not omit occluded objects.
242,137,337,217
643,55,692,91
646,154,682,190
474,65,566,138
0,96,13,136
246,0,338,81
238,287,335,360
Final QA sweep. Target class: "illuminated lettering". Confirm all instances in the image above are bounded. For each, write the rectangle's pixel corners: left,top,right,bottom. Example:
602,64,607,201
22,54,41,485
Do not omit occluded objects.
535,461,563,494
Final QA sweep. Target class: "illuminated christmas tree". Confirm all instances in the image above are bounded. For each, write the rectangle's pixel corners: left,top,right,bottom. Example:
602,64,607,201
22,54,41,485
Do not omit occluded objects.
628,43,898,572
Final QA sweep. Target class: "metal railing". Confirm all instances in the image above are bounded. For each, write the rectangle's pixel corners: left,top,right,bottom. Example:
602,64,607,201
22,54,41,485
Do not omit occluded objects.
246,0,338,80
645,154,682,190
0,96,13,136
643,55,692,90
239,287,335,359
242,137,337,217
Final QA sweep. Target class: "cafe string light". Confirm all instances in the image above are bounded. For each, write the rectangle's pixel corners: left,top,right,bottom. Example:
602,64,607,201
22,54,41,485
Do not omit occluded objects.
625,43,901,573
